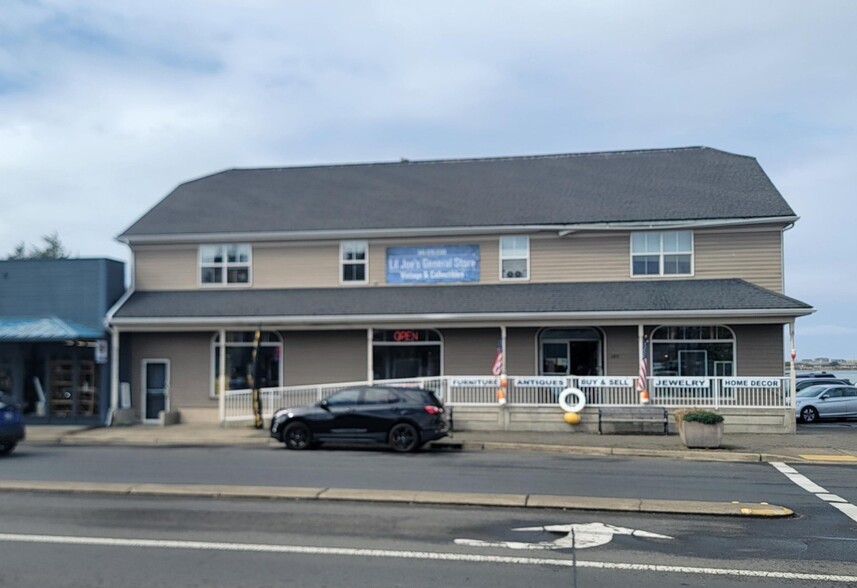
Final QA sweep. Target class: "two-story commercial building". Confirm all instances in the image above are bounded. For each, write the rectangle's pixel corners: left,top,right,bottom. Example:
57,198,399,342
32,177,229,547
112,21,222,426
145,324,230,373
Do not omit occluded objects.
108,147,813,430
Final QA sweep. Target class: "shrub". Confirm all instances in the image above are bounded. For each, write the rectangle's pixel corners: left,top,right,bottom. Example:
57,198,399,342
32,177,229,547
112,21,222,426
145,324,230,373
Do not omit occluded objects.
682,410,724,425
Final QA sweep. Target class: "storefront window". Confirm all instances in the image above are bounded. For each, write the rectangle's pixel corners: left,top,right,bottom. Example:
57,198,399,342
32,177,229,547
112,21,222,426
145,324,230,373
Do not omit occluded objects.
539,328,603,376
212,331,282,395
372,329,442,380
650,325,734,377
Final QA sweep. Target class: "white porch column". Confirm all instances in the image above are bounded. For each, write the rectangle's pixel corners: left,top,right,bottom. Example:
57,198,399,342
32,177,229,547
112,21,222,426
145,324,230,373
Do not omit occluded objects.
500,325,507,374
789,321,796,407
367,328,374,383
218,329,226,423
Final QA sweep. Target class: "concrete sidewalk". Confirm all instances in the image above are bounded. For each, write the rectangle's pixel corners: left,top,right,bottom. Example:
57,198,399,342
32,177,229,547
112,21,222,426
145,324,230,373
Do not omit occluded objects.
21,422,857,464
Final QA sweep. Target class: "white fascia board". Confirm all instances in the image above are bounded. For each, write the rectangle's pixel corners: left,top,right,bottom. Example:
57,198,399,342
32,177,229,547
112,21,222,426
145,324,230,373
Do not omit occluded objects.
109,306,815,329
117,216,799,245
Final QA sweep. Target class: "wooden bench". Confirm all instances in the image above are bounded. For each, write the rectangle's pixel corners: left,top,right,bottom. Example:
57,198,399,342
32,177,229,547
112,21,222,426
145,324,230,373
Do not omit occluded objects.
597,406,669,435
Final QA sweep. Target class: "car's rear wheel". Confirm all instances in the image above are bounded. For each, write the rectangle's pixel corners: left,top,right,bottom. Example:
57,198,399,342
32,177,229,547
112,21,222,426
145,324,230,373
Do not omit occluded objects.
389,422,419,453
800,406,819,423
283,422,312,450
0,441,17,456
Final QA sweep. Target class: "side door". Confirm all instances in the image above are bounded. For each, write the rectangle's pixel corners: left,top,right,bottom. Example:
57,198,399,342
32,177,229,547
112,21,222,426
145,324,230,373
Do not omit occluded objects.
142,359,169,424
360,387,401,439
818,387,846,417
843,387,857,417
321,388,364,437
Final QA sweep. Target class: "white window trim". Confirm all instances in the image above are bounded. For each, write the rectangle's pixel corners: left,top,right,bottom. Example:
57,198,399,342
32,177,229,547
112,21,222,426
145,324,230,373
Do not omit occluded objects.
340,240,369,285
198,244,253,288
209,331,284,398
499,236,530,281
630,231,694,278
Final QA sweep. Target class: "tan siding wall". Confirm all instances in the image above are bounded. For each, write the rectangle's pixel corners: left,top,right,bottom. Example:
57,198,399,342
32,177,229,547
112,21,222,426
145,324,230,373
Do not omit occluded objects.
507,328,539,375
129,332,213,417
532,233,629,282
442,328,499,375
602,326,639,375
734,324,785,375
131,227,784,291
253,242,340,288
695,229,783,292
282,330,367,385
134,245,198,290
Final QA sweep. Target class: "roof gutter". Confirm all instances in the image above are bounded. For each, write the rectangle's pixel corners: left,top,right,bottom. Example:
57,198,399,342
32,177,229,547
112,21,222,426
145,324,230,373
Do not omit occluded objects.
109,306,815,328
117,216,799,245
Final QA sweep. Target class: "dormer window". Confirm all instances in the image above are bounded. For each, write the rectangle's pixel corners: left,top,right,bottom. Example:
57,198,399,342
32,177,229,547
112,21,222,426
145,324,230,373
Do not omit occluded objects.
341,240,368,283
200,244,251,285
500,236,529,280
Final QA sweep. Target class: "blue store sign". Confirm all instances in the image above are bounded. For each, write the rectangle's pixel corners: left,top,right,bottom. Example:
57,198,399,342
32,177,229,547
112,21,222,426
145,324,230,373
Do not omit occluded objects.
387,245,480,284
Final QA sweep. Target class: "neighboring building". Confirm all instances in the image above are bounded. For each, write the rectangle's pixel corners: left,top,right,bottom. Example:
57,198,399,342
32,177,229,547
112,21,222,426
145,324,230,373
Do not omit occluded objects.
0,258,125,424
108,147,813,426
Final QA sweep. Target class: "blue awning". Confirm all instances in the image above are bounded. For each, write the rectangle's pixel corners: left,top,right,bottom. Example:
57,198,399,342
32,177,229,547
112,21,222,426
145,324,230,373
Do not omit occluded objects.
0,317,103,341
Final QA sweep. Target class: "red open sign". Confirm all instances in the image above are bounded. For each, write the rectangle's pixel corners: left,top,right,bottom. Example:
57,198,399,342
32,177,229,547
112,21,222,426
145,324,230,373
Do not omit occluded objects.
393,330,421,342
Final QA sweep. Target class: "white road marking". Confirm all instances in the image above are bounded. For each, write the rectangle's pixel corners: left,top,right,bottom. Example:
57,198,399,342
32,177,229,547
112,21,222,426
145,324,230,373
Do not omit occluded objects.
455,522,672,550
0,532,856,583
770,462,829,493
771,461,857,524
817,493,847,503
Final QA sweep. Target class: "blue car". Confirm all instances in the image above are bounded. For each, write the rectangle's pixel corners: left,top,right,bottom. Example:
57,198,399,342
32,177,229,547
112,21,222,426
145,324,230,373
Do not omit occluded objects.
0,391,25,455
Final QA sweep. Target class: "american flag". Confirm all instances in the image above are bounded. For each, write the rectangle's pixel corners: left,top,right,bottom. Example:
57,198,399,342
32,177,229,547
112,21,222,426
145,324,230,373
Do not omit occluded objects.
491,340,504,376
637,338,649,393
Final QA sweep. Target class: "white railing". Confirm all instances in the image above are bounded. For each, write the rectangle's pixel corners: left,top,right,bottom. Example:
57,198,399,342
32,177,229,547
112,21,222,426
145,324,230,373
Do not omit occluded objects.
223,375,791,423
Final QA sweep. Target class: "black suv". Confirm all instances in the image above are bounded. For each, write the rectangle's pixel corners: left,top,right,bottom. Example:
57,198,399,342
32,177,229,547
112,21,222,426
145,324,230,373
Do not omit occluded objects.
270,385,448,452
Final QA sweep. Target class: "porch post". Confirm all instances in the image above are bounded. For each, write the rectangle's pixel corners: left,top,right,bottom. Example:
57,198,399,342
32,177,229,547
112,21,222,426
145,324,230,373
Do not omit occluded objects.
367,328,374,383
218,328,226,423
500,325,507,375
789,321,796,408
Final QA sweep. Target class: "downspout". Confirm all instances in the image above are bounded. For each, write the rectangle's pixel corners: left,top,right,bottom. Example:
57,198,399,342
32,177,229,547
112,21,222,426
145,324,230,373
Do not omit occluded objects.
107,326,119,426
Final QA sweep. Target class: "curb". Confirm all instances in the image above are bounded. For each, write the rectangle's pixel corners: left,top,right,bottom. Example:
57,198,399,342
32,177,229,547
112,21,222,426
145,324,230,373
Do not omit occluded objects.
0,480,793,518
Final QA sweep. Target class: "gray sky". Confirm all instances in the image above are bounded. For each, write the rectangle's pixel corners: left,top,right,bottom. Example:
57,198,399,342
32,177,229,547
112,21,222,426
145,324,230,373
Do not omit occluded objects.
1,1,854,360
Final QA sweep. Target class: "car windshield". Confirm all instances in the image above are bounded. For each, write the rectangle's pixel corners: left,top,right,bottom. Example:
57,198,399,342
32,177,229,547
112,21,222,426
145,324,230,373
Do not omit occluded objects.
796,386,831,398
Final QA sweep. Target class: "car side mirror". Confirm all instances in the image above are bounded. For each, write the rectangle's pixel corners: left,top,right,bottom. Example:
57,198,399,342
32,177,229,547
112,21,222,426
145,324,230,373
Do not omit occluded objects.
820,394,829,400
318,399,330,411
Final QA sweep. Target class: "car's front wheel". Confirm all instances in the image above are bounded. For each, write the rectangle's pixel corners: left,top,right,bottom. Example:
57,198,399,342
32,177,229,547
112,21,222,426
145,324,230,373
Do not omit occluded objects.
800,406,819,423
0,441,17,456
283,422,313,450
389,423,419,453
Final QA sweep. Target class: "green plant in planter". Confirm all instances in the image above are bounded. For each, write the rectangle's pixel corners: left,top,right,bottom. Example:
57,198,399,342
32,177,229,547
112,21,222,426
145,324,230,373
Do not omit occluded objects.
682,410,724,425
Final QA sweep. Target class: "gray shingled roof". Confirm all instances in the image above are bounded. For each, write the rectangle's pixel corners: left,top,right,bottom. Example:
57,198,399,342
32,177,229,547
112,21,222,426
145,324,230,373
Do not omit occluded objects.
120,147,795,239
111,279,812,324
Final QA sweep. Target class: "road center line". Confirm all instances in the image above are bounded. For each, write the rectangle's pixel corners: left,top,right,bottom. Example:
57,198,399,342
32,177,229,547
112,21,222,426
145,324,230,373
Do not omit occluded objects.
0,532,855,583
771,462,857,523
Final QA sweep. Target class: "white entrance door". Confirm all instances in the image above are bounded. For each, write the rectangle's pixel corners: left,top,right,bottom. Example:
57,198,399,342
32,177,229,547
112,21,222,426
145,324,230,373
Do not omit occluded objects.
142,359,169,423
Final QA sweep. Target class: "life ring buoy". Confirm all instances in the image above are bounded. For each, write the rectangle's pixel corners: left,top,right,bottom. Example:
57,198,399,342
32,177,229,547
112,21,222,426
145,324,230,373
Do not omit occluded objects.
558,387,586,413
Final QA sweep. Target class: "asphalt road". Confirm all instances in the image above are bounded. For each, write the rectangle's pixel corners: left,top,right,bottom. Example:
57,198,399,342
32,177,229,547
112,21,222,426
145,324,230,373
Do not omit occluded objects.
3,443,856,508
1,492,855,587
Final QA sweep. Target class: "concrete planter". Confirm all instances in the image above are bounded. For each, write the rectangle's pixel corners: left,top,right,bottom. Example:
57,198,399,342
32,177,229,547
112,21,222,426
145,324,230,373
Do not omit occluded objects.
680,420,724,449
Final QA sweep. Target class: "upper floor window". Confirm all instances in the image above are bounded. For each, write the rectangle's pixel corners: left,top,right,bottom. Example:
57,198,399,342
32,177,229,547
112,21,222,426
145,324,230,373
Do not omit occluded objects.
631,231,692,276
500,236,529,280
200,244,251,285
341,240,368,283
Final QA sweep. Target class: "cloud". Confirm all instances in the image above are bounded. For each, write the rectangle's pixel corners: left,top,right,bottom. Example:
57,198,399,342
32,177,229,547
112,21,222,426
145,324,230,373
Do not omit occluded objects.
0,0,855,359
